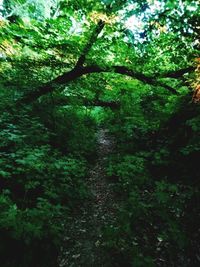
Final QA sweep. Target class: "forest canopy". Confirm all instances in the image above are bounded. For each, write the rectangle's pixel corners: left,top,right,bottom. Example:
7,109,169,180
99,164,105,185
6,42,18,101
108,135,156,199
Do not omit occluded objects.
0,0,199,103
0,0,199,267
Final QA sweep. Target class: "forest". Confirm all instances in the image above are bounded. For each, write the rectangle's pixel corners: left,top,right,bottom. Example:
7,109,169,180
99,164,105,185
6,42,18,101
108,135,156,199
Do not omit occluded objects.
0,0,199,266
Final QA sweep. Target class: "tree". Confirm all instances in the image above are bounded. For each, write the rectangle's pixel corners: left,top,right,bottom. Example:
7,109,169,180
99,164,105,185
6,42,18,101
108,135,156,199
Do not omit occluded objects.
0,1,199,266
0,0,198,109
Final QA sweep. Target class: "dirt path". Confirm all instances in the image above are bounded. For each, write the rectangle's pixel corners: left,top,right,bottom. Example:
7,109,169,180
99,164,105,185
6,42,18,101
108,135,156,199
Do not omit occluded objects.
58,129,117,267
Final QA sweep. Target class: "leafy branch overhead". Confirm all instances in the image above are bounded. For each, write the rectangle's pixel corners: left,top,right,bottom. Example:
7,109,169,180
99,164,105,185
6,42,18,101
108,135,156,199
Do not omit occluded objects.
18,18,194,103
20,64,181,104
0,0,198,108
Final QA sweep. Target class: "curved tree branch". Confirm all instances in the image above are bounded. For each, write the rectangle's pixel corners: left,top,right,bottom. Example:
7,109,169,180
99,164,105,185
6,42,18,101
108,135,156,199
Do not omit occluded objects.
160,66,195,78
19,65,178,104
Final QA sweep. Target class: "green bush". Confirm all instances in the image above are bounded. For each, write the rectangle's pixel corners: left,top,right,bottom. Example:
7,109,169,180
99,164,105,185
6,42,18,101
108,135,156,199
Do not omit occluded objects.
0,110,90,266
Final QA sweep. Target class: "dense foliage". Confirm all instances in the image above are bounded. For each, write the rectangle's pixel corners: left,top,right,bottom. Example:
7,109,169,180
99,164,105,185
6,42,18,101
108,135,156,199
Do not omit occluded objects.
104,94,200,266
0,0,199,266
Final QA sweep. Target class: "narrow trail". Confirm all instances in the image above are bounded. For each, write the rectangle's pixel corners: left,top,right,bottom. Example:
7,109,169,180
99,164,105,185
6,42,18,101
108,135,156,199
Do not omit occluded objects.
58,129,117,267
